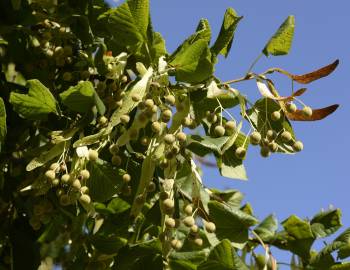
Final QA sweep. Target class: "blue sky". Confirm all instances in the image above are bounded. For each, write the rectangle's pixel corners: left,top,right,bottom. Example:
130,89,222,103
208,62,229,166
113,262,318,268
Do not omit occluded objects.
108,0,349,265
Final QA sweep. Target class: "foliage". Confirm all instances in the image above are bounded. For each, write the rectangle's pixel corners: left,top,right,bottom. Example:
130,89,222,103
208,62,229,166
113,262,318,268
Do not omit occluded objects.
0,0,344,269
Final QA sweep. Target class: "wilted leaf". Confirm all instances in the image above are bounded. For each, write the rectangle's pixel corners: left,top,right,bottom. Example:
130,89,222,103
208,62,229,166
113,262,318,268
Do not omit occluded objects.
263,15,295,56
286,104,339,121
9,79,58,120
256,79,307,101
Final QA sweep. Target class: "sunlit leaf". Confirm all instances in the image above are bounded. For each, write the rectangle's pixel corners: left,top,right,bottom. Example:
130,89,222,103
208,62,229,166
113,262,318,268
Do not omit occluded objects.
263,15,295,56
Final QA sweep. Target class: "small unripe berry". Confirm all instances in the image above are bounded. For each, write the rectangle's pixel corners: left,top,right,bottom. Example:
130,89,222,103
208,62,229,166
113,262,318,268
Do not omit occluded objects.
122,173,131,183
80,186,89,194
281,131,292,142
176,132,187,143
287,102,297,113
50,162,60,171
147,182,156,193
183,216,195,227
302,106,313,117
205,221,216,233
164,134,175,145
163,198,174,210
88,149,98,161
171,239,183,250
115,100,123,108
225,120,236,130
260,146,270,158
79,194,91,204
235,147,246,159
190,224,199,233
165,94,176,106
250,131,262,145
194,238,203,247
184,204,193,215
61,174,70,183
266,130,277,141
165,217,176,228
161,109,172,122
109,144,119,154
268,142,278,152
140,136,150,146
52,178,60,186
152,121,161,134
131,93,141,102
293,140,304,152
182,117,192,127
214,125,225,137
111,155,122,166
80,169,90,180
271,111,281,121
120,114,130,124
144,99,154,108
72,179,81,189
45,170,56,180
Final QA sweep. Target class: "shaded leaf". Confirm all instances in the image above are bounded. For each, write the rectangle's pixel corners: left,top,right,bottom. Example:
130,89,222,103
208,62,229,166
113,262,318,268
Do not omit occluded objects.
60,81,96,113
254,214,278,241
286,104,339,121
87,160,124,202
198,239,249,270
187,135,230,157
9,79,58,120
210,189,244,209
0,97,6,151
211,8,242,57
263,15,295,56
90,235,127,254
208,201,258,244
217,150,248,180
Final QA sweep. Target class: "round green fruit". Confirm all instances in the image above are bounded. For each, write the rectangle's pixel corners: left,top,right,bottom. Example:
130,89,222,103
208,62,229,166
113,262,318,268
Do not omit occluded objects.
176,132,187,142
184,204,193,216
161,109,172,122
72,179,81,189
151,121,161,134
164,134,175,145
165,218,176,228
165,94,176,106
61,174,70,183
235,147,246,159
214,125,225,137
271,111,281,121
268,142,278,152
122,173,131,183
194,238,203,247
111,155,122,166
120,114,130,124
80,169,90,180
205,221,216,233
171,239,182,250
183,216,195,227
281,131,292,142
286,102,297,113
266,130,277,141
163,198,174,210
79,194,91,204
131,93,141,102
302,106,313,117
293,140,304,152
225,120,236,130
260,146,270,158
45,170,56,180
250,131,262,145
109,144,119,154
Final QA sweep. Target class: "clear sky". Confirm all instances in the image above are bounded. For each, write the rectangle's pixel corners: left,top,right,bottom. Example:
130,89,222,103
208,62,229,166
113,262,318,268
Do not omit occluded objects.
108,0,350,265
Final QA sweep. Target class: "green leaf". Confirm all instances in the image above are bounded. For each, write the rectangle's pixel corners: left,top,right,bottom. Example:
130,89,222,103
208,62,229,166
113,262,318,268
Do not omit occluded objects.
280,215,315,259
208,201,258,244
170,39,213,83
211,8,242,57
90,235,127,254
210,189,244,209
98,0,149,50
151,32,167,61
186,135,230,157
60,81,96,113
263,15,295,56
311,209,342,238
198,239,249,270
0,97,6,151
169,250,208,264
9,79,58,120
87,160,124,202
217,151,248,180
93,91,106,115
254,214,278,241
169,260,197,270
